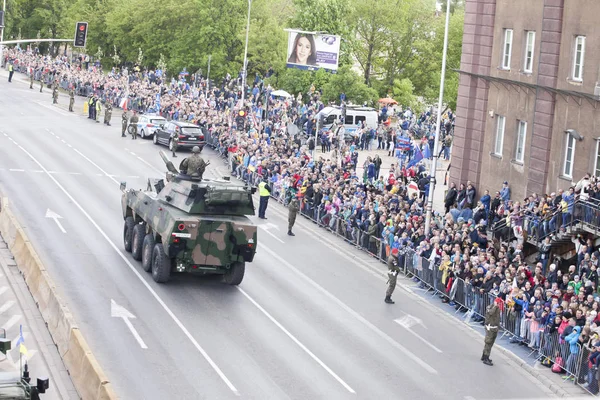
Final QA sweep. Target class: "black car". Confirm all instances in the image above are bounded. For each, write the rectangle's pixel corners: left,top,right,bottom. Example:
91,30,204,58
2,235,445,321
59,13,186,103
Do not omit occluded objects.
153,121,206,151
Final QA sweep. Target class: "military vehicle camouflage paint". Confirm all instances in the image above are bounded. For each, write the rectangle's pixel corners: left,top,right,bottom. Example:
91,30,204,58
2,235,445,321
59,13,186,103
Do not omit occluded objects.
121,151,257,284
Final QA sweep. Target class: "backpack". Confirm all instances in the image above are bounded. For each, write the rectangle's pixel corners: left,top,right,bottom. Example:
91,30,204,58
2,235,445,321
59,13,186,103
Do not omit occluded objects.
552,356,564,373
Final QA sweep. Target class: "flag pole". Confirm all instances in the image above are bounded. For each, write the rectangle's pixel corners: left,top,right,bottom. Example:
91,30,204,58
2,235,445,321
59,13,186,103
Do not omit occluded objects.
424,0,451,236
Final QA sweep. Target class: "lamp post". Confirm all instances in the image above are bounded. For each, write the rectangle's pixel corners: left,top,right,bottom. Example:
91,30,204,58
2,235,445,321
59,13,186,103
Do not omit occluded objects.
0,0,7,66
240,0,252,110
424,0,451,236
206,54,211,99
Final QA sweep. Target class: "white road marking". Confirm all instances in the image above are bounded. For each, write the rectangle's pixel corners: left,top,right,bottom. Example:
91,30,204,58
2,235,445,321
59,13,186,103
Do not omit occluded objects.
47,171,58,174
8,169,24,172
45,209,66,233
68,172,82,175
126,176,140,179
394,318,442,353
32,170,44,173
135,156,162,174
257,225,285,244
6,134,239,395
0,287,8,296
0,301,15,314
237,287,355,393
111,299,148,349
35,102,72,117
71,148,120,184
1,315,21,331
67,144,72,148
260,245,438,374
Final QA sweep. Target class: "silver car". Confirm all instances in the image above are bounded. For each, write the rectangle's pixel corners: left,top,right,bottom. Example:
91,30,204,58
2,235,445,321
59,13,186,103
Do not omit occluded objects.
138,115,167,138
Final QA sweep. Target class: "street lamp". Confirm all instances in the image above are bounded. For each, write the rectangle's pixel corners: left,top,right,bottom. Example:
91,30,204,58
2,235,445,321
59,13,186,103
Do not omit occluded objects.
0,0,6,66
240,0,252,109
424,0,451,236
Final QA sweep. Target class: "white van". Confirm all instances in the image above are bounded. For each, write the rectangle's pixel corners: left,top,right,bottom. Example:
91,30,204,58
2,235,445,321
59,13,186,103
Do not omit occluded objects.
316,105,378,134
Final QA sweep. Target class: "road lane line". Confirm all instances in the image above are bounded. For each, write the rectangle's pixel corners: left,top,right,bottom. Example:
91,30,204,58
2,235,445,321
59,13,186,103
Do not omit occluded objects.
237,287,355,394
6,134,240,395
0,301,15,314
8,169,24,172
260,245,438,375
393,319,442,353
1,315,21,331
0,287,8,296
135,156,162,174
257,226,285,244
70,148,120,184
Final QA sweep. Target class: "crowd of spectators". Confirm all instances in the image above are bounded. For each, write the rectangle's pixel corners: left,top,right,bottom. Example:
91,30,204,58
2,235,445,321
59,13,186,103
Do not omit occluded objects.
5,46,600,390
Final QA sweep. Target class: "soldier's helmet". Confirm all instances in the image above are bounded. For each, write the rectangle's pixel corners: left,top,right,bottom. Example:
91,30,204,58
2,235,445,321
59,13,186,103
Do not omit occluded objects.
192,146,200,153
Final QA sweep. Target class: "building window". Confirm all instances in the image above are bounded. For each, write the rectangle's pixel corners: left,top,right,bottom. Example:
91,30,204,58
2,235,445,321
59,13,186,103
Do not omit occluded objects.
595,141,600,177
494,115,505,156
572,35,585,81
563,133,576,178
524,31,535,73
515,120,527,163
502,29,513,69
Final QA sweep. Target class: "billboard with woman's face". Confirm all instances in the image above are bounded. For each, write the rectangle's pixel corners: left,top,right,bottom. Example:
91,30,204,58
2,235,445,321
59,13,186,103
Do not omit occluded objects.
286,30,341,72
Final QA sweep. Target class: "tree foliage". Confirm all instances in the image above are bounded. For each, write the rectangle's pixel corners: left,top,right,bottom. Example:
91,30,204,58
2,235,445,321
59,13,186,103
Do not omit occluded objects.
3,0,463,108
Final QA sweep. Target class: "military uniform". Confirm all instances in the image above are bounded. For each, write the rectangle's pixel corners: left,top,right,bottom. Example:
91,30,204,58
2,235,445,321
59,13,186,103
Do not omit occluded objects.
39,73,44,92
69,89,75,112
121,111,129,137
129,113,139,139
288,197,300,236
180,147,207,178
385,249,400,304
52,82,59,104
29,69,34,89
104,103,113,125
482,299,501,365
170,130,179,157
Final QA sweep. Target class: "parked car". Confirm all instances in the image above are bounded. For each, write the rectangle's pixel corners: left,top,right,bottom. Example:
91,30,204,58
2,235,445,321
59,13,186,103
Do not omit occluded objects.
153,121,206,151
138,115,167,138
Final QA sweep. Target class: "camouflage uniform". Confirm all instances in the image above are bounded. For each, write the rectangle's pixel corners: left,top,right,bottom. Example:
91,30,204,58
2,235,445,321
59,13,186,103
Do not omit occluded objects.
181,149,206,178
29,69,34,89
170,130,179,157
69,89,75,112
287,197,299,235
39,72,44,93
52,82,59,104
129,113,139,139
482,300,500,365
104,103,113,125
121,111,129,137
385,250,400,304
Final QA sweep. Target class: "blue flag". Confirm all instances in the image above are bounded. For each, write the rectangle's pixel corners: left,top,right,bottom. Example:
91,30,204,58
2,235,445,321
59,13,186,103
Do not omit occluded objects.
423,142,432,159
407,144,424,168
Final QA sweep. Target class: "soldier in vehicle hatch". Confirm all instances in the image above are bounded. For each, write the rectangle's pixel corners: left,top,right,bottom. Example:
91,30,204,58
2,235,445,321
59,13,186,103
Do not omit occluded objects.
180,146,207,179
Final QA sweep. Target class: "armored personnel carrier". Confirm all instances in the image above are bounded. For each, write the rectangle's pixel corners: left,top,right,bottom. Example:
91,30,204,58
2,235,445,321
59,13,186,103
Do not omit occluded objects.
121,151,257,284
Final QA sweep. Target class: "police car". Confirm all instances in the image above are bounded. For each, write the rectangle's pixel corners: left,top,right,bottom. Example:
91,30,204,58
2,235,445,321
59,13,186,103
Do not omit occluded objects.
138,115,167,138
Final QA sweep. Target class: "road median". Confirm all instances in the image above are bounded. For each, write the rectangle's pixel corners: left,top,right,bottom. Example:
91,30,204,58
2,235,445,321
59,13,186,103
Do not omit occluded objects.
0,197,117,400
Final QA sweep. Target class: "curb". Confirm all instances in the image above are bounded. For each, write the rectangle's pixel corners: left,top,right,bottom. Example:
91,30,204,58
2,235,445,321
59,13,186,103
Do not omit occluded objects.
0,197,117,400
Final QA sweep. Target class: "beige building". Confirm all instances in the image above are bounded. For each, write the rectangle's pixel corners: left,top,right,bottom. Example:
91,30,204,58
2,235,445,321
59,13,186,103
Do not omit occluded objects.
450,0,600,200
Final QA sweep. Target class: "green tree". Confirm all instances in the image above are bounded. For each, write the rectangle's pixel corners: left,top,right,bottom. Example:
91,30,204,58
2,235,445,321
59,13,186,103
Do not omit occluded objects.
391,78,417,109
321,66,378,105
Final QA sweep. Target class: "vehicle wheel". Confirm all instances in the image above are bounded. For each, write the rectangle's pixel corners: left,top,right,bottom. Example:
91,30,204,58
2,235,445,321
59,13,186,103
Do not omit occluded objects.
153,134,158,145
141,234,155,272
123,216,135,252
140,129,146,138
169,139,174,151
131,223,145,261
222,261,245,285
152,243,171,283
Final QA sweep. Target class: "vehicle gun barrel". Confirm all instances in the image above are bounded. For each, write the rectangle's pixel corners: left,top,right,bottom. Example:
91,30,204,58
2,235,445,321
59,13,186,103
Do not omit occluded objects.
159,151,179,174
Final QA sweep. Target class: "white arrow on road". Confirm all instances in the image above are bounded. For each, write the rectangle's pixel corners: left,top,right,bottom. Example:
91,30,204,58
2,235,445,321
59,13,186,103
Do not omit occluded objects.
394,315,442,353
111,299,148,349
45,209,66,233
257,222,285,243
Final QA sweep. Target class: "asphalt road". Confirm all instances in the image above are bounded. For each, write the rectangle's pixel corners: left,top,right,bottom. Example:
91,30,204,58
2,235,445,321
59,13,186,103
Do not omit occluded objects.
0,76,557,400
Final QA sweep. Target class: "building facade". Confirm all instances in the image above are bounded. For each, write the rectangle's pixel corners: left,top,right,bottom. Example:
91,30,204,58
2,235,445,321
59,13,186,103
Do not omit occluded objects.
450,0,600,200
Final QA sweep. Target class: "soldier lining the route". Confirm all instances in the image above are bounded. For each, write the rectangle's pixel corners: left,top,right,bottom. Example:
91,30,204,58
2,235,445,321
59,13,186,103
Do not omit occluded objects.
104,102,113,126
129,110,139,139
385,248,400,304
179,146,207,179
121,110,129,137
69,86,75,112
482,298,501,366
287,194,300,236
170,128,179,157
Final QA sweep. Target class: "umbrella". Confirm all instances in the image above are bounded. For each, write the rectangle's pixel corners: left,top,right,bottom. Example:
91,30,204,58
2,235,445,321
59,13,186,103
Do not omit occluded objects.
271,89,292,98
379,97,398,105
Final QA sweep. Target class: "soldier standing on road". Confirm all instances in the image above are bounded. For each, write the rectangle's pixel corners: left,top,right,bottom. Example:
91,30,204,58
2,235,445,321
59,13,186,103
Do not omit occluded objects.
39,71,44,93
385,248,400,304
121,111,129,137
29,66,34,89
7,62,13,82
52,81,59,104
68,87,75,112
287,194,300,236
104,102,113,126
170,129,179,157
180,146,207,178
257,177,271,219
88,96,95,119
482,298,501,366
129,110,139,139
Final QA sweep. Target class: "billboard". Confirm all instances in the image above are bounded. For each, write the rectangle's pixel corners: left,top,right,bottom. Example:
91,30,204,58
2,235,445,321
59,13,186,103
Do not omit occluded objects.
286,30,341,72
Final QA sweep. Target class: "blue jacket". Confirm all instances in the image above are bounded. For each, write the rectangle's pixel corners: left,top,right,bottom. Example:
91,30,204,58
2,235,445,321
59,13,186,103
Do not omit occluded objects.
565,326,582,355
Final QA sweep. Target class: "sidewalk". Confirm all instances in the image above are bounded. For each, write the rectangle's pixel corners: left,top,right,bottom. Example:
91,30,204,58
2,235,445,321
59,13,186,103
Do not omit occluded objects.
0,234,78,399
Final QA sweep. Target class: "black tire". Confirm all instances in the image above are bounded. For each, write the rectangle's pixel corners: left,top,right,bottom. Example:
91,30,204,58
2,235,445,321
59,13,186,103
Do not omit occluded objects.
153,134,158,144
152,243,171,283
140,128,146,138
131,224,145,261
141,234,155,272
222,261,245,285
123,216,135,252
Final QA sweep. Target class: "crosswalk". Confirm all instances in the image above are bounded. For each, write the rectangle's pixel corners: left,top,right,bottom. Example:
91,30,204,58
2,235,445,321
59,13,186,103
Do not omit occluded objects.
0,282,37,372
